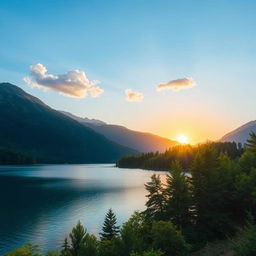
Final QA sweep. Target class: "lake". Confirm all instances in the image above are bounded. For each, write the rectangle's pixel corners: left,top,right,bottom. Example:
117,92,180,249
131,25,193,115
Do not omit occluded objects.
0,164,166,254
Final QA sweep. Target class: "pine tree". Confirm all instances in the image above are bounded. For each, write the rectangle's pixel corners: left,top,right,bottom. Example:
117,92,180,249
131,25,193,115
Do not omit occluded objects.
100,209,120,241
164,160,192,228
61,238,70,256
246,132,256,154
144,174,165,220
69,221,87,256
191,144,229,239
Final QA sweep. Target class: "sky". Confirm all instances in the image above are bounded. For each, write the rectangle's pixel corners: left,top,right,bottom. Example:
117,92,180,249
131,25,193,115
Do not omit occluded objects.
1,0,256,144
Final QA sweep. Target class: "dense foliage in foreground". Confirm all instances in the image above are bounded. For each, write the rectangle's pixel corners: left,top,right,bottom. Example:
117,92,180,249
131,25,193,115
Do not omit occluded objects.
5,133,256,256
117,142,244,171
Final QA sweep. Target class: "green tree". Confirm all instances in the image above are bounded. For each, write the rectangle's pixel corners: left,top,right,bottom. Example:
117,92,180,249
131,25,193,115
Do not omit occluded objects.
100,209,120,241
46,252,59,256
4,243,41,256
98,239,119,256
231,214,256,256
69,221,87,256
235,168,256,217
190,145,226,239
164,160,192,228
80,234,98,256
119,212,150,255
246,132,256,154
144,174,165,220
130,249,163,256
217,153,240,227
151,221,189,256
239,151,256,174
61,238,70,256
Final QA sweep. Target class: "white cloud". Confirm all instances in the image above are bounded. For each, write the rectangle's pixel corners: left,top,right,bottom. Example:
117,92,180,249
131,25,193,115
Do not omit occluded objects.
125,89,144,102
23,63,104,98
156,77,197,91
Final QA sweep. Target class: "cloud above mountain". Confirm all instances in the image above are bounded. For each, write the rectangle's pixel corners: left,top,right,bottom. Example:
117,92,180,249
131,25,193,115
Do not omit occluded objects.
156,77,197,91
23,63,104,98
125,89,144,102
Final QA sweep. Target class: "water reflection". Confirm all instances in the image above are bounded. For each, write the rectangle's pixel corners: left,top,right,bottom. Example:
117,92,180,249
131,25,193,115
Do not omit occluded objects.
0,164,166,254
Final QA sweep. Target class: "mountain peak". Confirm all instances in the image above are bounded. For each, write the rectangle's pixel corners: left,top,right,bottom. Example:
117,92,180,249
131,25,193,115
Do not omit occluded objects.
0,82,136,163
220,120,256,144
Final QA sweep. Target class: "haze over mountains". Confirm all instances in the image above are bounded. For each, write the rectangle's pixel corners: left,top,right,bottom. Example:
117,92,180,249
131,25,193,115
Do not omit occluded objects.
220,121,256,145
61,111,177,153
1,82,254,165
0,82,177,164
0,82,136,163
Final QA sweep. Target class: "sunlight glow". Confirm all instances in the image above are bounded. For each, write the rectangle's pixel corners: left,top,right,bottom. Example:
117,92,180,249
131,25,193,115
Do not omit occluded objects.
177,135,188,144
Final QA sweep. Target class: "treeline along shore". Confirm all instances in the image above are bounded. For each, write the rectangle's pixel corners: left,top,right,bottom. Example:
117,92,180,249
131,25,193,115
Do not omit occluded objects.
0,147,36,165
5,132,256,255
117,141,244,171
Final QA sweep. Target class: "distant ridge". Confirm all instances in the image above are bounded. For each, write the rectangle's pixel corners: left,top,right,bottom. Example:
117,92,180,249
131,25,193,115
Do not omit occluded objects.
61,111,106,126
0,82,136,163
220,120,256,144
61,111,178,153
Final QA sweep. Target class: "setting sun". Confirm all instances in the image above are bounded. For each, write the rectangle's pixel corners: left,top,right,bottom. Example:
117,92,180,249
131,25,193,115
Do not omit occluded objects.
177,135,188,144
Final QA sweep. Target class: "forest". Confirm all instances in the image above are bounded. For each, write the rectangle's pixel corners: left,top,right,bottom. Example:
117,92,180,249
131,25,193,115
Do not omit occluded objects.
5,132,256,256
117,141,244,171
0,147,36,165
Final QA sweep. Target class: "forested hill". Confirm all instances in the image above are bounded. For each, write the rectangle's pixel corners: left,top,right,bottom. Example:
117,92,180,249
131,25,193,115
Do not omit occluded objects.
117,141,244,170
0,83,136,163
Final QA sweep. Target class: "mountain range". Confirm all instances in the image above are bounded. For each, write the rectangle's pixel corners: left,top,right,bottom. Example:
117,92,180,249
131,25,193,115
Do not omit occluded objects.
1,82,254,164
61,111,177,153
0,83,136,163
0,82,177,163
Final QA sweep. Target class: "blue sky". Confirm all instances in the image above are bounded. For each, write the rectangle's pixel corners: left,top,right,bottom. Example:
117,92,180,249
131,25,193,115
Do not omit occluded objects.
1,0,256,143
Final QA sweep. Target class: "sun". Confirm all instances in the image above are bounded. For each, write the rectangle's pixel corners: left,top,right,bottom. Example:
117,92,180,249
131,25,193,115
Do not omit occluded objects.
177,135,188,144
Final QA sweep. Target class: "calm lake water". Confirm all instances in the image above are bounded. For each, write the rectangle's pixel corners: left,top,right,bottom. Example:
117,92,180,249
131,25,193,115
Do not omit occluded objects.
0,164,165,254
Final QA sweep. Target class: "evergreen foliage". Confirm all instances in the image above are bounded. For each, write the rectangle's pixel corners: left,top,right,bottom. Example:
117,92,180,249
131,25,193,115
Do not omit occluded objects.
69,221,87,256
6,133,256,256
100,209,120,241
164,160,192,228
231,214,256,256
60,238,70,256
144,174,165,220
130,250,163,256
117,142,243,171
246,132,256,154
151,221,189,256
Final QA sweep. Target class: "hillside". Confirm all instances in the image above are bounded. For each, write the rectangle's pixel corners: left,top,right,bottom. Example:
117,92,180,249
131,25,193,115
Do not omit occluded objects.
61,111,177,153
0,83,136,163
220,120,256,144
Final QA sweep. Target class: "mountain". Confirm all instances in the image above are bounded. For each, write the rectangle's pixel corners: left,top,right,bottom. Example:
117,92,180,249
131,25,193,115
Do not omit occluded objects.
0,82,136,163
220,120,256,144
61,111,177,153
61,111,106,126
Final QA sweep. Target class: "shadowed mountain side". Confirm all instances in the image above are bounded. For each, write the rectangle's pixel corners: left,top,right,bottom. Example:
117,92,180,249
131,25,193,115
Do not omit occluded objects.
220,120,256,145
0,83,136,163
61,111,177,153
